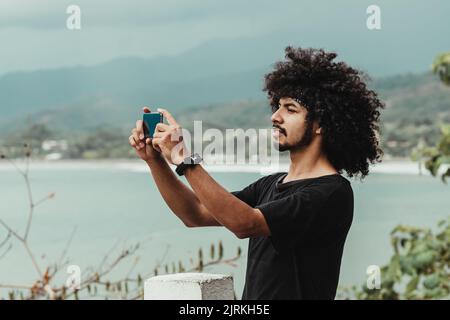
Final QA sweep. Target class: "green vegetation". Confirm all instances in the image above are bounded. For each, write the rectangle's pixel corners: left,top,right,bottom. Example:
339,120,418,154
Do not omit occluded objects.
64,128,134,159
341,123,450,299
0,124,135,160
412,124,450,183
432,52,450,85
430,53,450,181
341,220,450,300
415,52,450,183
1,69,450,160
340,53,450,300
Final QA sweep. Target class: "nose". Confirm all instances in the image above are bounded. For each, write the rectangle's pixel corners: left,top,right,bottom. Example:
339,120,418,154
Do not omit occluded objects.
271,107,283,124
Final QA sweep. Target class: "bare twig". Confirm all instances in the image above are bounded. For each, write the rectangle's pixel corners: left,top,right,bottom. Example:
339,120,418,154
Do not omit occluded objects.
1,146,243,300
4,155,25,176
0,148,46,291
0,230,12,248
64,244,140,299
0,243,12,260
187,254,241,273
0,218,24,241
23,242,42,278
93,245,139,281
125,256,140,279
23,175,34,241
25,147,30,175
0,208,43,278
96,239,122,274
33,192,56,208
153,244,170,270
56,226,77,269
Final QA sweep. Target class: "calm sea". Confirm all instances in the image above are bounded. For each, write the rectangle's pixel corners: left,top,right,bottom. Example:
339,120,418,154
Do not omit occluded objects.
1,160,449,299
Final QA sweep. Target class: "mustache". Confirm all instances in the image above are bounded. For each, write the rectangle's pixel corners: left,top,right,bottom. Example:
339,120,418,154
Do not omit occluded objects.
272,124,286,135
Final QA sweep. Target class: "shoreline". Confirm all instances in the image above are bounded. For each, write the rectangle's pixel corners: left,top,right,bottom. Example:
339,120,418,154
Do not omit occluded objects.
0,158,442,175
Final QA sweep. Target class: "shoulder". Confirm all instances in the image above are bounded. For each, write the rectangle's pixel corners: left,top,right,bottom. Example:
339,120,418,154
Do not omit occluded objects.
310,174,351,191
300,176,354,224
322,177,354,219
327,176,353,199
298,175,353,204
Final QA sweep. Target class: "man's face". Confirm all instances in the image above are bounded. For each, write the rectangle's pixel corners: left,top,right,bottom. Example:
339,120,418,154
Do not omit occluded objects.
271,97,316,152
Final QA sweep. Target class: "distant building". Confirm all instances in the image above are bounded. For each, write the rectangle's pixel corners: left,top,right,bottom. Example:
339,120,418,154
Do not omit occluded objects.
42,139,68,151
42,139,68,160
45,153,63,161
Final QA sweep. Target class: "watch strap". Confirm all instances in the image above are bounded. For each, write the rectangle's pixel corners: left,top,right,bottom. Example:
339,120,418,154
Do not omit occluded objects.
175,153,202,176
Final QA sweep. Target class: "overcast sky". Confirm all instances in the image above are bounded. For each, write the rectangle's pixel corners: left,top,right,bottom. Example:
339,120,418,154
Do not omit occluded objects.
0,0,449,76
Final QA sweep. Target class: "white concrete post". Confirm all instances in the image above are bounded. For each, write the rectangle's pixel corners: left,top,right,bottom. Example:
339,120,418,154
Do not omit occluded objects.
144,273,234,300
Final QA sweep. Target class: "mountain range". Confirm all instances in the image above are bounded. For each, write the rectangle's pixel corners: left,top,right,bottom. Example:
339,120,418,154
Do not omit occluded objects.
1,37,449,158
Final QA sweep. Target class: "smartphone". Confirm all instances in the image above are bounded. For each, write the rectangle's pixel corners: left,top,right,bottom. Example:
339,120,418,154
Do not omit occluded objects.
143,112,163,139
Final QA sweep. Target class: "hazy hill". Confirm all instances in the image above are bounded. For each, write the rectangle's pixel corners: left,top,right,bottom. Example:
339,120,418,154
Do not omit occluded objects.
1,42,449,157
0,34,296,132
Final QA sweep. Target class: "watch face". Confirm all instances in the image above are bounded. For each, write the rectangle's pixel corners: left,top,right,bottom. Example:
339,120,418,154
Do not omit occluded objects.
182,153,202,165
191,153,202,164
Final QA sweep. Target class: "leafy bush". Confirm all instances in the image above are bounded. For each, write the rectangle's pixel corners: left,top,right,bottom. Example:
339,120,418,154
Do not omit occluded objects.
349,220,450,300
344,53,450,300
432,52,450,85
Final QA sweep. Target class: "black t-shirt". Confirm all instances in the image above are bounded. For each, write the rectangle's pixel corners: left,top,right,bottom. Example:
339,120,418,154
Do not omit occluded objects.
232,172,354,300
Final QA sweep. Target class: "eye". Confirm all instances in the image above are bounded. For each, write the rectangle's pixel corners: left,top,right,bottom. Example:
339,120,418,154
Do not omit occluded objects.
287,108,296,113
271,105,280,113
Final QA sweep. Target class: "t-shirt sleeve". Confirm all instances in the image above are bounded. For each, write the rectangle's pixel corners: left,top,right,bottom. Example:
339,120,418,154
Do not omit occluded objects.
255,188,328,252
230,175,275,207
231,182,259,207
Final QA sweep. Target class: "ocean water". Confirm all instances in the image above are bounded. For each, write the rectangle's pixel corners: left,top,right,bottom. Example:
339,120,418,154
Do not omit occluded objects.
0,160,449,299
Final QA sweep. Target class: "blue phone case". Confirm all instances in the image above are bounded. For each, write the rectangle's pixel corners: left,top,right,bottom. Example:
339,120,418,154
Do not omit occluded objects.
143,112,163,138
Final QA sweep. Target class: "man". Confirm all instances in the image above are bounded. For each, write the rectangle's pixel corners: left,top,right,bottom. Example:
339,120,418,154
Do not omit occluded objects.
128,47,384,299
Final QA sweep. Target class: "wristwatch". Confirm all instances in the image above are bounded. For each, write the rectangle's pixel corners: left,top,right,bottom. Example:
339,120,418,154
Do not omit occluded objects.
175,153,203,176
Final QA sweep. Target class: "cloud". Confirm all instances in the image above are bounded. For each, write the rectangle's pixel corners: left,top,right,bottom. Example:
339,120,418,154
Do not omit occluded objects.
0,0,307,74
0,0,303,29
0,0,449,76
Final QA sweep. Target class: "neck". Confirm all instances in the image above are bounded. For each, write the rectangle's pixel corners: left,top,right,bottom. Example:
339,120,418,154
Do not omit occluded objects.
285,142,338,182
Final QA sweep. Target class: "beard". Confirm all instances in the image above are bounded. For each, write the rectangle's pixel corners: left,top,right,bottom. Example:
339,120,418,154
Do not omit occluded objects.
275,121,314,152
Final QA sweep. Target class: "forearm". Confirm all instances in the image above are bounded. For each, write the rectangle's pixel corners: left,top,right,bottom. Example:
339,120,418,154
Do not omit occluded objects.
146,157,219,227
184,164,256,235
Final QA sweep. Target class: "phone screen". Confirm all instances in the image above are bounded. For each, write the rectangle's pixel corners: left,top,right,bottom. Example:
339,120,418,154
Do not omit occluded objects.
143,112,163,139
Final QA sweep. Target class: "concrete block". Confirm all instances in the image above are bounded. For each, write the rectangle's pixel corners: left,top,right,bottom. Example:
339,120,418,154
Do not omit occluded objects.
144,273,234,300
